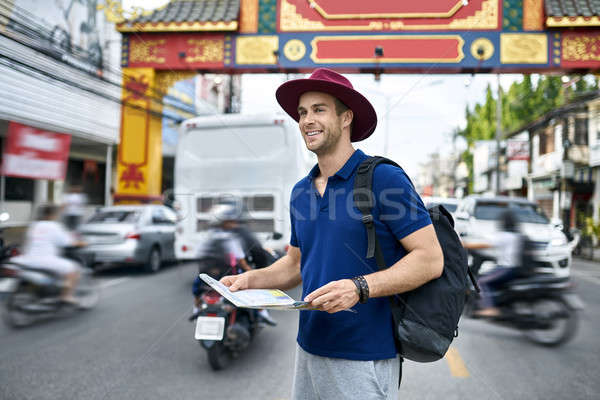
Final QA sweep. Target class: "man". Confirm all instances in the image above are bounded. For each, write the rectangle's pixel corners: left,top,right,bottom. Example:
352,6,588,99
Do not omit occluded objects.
462,209,529,317
190,203,276,325
12,204,83,303
221,68,443,399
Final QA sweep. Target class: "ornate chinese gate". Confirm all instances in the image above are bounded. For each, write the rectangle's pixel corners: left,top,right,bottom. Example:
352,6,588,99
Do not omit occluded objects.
106,0,600,202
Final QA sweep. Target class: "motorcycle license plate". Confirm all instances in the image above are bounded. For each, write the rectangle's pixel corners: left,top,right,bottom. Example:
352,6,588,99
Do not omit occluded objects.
195,316,225,341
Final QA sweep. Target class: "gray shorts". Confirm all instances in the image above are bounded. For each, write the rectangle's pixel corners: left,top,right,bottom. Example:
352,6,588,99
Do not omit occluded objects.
291,344,400,400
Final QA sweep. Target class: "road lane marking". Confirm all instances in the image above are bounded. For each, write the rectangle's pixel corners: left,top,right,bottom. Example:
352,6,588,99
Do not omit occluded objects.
99,277,130,290
444,346,470,378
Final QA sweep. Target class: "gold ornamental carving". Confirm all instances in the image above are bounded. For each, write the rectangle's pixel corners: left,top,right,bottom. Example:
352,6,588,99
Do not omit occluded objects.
236,36,279,64
547,16,600,28
280,0,328,31
185,39,224,63
283,39,307,61
130,39,166,64
117,21,238,32
500,33,548,64
240,0,259,33
280,0,498,31
471,38,494,60
562,36,600,62
155,71,197,97
445,0,498,30
523,0,543,31
98,0,152,24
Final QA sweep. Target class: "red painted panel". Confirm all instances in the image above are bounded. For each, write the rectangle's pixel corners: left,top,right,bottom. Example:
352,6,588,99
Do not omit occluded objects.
310,0,463,17
280,0,499,31
561,31,600,68
312,37,463,63
126,33,225,69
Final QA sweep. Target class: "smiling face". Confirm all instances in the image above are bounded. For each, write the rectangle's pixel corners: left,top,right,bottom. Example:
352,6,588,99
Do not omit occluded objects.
297,91,353,156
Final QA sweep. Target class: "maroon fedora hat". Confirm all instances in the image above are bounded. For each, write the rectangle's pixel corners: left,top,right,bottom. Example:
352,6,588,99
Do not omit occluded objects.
275,68,377,142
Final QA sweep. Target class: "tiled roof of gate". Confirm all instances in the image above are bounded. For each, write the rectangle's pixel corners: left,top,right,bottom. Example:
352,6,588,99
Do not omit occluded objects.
117,0,240,32
545,0,600,27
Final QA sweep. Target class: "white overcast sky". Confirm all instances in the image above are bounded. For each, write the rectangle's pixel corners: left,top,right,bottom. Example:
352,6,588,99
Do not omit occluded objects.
123,0,522,177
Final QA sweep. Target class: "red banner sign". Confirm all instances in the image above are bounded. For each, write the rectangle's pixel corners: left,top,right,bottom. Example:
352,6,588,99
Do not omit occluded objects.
1,122,71,180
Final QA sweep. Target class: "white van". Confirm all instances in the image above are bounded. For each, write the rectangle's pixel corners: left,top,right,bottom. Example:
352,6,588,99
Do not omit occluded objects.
174,113,314,260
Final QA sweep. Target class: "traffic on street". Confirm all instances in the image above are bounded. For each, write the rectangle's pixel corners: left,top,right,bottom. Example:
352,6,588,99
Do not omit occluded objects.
0,259,598,399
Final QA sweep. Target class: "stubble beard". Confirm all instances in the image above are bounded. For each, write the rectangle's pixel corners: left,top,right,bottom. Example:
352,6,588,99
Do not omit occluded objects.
305,124,343,157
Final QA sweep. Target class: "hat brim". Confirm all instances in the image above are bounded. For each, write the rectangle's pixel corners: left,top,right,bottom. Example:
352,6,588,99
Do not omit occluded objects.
276,79,377,142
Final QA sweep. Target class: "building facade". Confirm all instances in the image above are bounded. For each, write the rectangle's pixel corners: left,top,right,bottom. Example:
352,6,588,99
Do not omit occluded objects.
0,0,123,224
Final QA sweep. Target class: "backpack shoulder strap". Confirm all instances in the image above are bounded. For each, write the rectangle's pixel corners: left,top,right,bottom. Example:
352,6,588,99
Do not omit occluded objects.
353,156,402,264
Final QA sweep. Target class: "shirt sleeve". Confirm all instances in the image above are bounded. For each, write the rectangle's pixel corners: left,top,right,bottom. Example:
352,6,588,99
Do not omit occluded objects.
373,164,432,241
227,236,245,260
53,222,75,247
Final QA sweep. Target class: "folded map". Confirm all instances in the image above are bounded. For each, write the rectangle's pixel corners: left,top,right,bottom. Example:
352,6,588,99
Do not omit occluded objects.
198,273,312,310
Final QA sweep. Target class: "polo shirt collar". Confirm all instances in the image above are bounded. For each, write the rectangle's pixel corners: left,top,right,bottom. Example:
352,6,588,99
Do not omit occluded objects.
335,149,365,180
306,149,366,182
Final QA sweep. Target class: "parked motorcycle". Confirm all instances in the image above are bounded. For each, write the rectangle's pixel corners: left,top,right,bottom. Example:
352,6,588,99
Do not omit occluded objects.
193,276,266,370
465,249,584,346
0,247,99,328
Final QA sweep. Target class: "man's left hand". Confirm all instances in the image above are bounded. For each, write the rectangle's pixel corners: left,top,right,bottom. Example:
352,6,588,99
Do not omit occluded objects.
304,279,359,313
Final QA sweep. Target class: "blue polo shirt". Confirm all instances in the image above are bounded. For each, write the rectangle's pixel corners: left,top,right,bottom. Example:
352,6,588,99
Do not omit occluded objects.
290,149,431,361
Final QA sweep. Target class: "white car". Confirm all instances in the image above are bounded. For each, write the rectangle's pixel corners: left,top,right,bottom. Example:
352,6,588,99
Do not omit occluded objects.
455,196,571,278
422,196,460,216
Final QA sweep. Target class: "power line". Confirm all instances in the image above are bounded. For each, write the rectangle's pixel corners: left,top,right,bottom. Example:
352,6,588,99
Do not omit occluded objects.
0,52,184,123
0,1,197,113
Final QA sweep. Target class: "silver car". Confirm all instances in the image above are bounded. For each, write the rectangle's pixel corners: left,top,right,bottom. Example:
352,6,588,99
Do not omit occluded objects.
77,205,178,273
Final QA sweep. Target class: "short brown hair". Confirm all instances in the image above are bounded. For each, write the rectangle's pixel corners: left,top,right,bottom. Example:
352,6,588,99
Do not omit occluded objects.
334,98,349,115
334,98,353,134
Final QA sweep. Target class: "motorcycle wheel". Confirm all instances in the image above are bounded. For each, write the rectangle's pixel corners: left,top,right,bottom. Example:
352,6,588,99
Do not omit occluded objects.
207,341,232,370
75,270,100,309
4,285,37,328
523,298,578,346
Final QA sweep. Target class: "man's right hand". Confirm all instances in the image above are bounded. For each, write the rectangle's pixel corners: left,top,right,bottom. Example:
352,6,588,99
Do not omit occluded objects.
220,271,252,292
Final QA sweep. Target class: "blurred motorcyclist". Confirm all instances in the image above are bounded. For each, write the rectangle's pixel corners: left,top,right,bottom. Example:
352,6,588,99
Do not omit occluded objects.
463,209,529,317
11,204,85,304
189,203,276,325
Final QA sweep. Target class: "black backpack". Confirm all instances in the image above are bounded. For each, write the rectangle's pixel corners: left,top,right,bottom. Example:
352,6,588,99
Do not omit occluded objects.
353,157,478,363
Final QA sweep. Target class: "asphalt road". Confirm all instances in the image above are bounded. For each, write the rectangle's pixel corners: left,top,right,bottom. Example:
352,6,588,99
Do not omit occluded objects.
0,259,598,400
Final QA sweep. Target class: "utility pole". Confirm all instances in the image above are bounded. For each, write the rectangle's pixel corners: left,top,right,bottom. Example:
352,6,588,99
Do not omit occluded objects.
495,74,502,195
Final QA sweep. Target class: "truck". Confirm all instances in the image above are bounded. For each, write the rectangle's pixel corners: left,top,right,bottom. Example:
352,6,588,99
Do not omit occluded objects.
174,113,314,260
